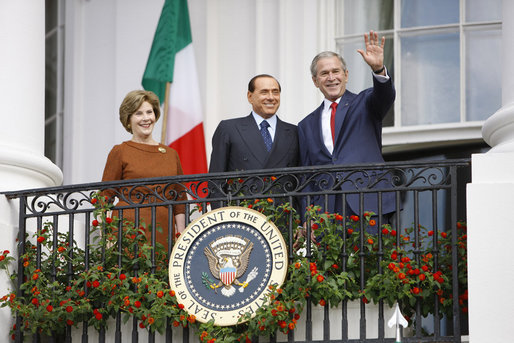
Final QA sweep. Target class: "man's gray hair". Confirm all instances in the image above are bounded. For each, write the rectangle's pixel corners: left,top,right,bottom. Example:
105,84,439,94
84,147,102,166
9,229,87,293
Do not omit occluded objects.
310,51,347,77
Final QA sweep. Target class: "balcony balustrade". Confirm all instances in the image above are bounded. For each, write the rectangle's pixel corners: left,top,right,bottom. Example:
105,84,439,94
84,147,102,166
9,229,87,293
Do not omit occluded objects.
2,160,470,343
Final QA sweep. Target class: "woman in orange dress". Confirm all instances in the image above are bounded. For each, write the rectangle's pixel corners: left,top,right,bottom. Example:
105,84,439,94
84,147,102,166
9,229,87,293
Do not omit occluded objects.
101,90,186,247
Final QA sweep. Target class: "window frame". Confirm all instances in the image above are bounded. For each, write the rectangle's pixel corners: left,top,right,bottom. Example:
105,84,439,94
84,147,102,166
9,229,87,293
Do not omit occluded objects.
332,0,501,150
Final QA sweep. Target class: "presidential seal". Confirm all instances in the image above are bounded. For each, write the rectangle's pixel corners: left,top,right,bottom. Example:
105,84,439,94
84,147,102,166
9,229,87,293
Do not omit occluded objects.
169,206,288,326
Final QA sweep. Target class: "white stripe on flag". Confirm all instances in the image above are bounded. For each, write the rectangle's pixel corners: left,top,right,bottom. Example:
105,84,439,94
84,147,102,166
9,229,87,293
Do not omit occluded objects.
165,44,203,145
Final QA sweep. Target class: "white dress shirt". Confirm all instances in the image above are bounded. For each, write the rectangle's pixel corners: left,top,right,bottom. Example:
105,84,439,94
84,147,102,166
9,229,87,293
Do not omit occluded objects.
252,112,277,142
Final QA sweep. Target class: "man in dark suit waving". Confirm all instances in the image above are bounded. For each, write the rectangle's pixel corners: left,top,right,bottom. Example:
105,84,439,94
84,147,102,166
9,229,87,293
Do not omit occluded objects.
209,74,299,207
298,30,396,220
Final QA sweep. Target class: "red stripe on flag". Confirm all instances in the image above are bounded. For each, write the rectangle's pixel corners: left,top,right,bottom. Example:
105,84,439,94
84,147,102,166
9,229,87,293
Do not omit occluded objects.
169,123,208,175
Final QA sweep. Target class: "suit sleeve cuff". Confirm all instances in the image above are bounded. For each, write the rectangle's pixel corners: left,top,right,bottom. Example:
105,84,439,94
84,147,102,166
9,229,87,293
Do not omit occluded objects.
372,66,390,83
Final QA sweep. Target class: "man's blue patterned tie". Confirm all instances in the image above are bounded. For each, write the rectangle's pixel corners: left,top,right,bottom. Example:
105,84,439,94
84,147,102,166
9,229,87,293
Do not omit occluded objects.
260,120,272,152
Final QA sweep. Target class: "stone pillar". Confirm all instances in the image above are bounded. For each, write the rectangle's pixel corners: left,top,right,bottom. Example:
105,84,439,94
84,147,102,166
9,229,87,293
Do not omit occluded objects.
467,1,514,342
0,1,63,339
0,2,63,190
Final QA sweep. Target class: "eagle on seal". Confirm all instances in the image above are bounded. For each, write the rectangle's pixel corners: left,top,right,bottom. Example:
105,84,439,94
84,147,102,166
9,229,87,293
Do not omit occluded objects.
204,235,256,297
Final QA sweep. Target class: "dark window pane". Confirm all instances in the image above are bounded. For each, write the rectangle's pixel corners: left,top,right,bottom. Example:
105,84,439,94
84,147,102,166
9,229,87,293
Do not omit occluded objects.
45,0,58,33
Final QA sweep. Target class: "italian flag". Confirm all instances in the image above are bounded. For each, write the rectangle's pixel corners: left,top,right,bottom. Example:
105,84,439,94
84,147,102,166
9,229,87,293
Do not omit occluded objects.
142,0,207,176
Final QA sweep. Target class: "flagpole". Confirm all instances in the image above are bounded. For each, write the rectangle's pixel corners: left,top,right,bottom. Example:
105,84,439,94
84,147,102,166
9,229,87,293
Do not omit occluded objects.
160,81,171,144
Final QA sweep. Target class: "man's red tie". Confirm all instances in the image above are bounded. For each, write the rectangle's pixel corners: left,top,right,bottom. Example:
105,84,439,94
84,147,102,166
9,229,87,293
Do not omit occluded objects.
330,102,338,143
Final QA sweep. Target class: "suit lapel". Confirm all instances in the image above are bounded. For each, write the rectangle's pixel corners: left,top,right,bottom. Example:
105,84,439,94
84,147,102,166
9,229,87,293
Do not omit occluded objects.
334,91,353,144
266,117,290,166
236,114,268,165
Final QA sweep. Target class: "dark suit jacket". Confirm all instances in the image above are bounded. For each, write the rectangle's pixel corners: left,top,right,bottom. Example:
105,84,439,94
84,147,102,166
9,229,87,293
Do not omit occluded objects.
298,76,396,216
209,114,299,207
209,114,299,172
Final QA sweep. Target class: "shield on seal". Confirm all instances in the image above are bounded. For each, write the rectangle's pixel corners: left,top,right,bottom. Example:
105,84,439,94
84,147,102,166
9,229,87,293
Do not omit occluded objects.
220,266,236,285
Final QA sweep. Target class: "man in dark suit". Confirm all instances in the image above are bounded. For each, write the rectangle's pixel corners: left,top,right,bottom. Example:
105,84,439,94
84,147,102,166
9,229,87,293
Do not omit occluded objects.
298,30,396,220
209,74,299,207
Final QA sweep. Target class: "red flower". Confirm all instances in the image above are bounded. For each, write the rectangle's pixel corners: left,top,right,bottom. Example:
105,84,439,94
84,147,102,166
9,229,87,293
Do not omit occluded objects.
119,274,126,281
172,321,180,327
66,319,74,326
316,274,324,282
178,303,184,309
37,236,45,243
134,301,142,308
95,312,103,320
92,280,100,288
319,299,326,306
31,298,39,306
428,230,434,236
367,238,374,245
370,219,377,226
335,214,343,221
139,322,145,329
294,262,301,269
311,223,319,231
398,273,406,280
91,198,97,205
92,220,99,227
288,322,295,330
32,273,38,280
332,264,339,269
347,228,354,235
390,230,397,236
381,228,388,235
411,287,421,295
157,291,164,298
66,306,73,313
441,232,448,238
46,305,53,312
105,217,112,224
169,290,176,297
350,215,359,222
362,296,369,304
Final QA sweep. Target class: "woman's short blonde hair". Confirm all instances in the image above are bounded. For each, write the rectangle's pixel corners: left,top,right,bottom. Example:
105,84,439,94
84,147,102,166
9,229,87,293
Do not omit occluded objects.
119,90,161,133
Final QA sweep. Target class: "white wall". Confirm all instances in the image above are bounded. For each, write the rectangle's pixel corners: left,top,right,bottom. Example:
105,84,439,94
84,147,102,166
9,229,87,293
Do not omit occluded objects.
64,0,323,185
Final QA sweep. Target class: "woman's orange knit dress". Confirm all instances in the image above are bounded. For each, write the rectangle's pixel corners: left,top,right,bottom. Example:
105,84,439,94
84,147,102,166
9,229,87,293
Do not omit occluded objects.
101,141,187,247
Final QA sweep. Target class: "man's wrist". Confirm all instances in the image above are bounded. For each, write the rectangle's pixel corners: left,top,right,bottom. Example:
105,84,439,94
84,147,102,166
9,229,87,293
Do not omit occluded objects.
373,65,385,74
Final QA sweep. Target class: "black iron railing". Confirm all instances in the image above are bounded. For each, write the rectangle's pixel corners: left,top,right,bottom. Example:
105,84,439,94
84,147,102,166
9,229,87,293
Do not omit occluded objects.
2,159,470,343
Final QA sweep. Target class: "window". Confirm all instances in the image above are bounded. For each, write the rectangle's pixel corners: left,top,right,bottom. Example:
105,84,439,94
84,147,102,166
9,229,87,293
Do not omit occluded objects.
335,0,501,130
45,0,65,166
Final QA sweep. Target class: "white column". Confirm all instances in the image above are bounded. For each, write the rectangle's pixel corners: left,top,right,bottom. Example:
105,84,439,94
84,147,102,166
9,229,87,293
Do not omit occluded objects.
0,1,63,191
467,1,514,342
0,2,63,340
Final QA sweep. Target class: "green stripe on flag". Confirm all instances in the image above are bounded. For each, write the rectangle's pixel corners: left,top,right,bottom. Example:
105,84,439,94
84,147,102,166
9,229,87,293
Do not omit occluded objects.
142,0,192,103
